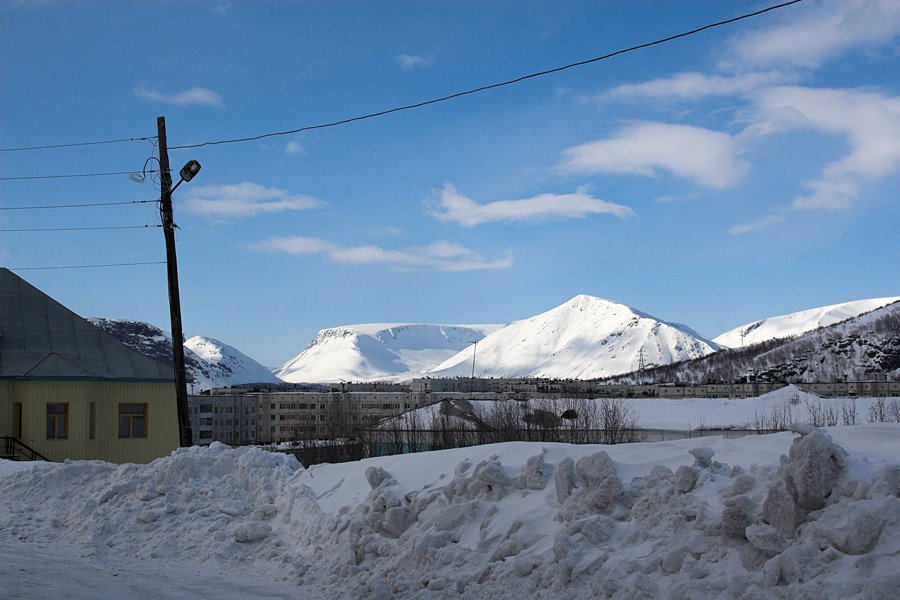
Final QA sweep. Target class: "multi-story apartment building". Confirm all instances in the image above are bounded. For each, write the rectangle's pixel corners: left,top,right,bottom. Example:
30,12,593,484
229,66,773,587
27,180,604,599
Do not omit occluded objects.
188,394,257,446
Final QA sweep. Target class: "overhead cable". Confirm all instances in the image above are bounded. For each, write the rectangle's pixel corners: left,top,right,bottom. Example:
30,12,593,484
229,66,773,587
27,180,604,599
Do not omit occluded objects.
170,0,804,150
0,136,157,153
0,199,156,211
0,224,162,232
0,170,159,182
5,261,167,271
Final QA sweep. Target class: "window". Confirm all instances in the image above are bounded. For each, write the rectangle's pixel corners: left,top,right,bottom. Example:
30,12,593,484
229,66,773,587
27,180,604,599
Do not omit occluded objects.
47,404,68,439
118,404,147,438
89,402,96,440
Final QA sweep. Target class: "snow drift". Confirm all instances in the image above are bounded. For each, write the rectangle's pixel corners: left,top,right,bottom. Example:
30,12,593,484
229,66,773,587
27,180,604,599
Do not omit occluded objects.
3,425,899,599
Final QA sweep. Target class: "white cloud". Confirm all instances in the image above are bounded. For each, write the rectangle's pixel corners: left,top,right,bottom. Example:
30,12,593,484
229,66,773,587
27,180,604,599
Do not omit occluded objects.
728,214,784,235
726,0,900,70
605,71,792,101
133,84,224,108
755,86,900,210
249,236,512,272
182,183,325,217
285,141,305,155
559,122,749,189
394,54,434,70
429,184,634,227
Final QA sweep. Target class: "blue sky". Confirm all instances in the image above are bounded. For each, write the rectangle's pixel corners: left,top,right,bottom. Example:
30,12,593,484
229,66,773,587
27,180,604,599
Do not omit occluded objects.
2,0,899,367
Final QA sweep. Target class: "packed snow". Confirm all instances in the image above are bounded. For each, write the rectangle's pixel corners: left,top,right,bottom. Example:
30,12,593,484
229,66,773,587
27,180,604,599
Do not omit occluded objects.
430,295,719,380
713,297,900,348
3,423,900,599
276,323,501,383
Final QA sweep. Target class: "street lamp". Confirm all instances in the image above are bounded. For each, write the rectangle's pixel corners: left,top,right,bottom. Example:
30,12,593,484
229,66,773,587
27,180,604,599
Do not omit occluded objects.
170,160,201,193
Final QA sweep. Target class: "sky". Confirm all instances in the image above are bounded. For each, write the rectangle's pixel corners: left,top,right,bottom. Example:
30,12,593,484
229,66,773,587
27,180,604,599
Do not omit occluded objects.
1,0,899,368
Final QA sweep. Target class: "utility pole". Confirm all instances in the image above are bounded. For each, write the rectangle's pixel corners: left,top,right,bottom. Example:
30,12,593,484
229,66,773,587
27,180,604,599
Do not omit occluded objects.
157,116,193,448
637,347,646,372
469,340,478,399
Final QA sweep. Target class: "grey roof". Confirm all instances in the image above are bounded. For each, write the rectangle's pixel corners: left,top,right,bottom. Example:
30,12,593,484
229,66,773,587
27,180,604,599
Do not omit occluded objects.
0,268,174,381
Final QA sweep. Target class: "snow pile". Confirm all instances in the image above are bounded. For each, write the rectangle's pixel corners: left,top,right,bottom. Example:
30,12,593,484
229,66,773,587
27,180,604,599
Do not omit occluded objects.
1,443,302,568
3,427,900,598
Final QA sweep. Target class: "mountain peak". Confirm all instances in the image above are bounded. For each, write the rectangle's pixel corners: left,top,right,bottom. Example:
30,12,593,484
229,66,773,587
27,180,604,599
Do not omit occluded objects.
429,296,717,380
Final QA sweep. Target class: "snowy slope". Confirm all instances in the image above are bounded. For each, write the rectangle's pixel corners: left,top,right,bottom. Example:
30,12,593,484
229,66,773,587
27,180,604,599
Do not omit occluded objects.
429,295,719,380
3,425,900,599
276,323,502,383
714,297,900,348
184,336,282,390
89,318,280,391
616,300,900,384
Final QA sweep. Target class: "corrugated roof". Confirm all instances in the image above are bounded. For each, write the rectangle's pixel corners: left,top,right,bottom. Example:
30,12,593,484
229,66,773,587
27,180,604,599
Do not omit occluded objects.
0,268,174,381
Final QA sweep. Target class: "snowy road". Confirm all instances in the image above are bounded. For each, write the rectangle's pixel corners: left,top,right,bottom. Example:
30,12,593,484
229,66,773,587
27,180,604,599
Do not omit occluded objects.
0,538,323,600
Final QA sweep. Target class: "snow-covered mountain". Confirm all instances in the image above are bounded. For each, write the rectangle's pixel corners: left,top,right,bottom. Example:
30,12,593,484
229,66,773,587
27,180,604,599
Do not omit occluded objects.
88,318,281,391
276,323,502,384
614,299,900,384
714,297,900,348
428,295,719,380
184,335,282,390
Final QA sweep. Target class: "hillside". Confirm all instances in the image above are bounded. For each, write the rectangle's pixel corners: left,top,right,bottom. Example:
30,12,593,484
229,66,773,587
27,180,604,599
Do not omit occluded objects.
714,297,900,347
610,300,900,384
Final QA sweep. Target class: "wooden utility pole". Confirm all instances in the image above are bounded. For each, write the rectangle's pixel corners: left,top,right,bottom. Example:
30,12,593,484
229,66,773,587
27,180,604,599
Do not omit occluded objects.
157,116,193,448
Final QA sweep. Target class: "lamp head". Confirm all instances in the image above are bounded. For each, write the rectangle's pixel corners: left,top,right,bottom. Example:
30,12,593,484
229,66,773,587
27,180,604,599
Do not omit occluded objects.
179,160,202,183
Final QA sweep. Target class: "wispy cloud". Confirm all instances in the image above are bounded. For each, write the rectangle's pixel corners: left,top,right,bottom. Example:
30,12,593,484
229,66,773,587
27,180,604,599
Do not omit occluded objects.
182,183,325,218
755,86,900,210
605,71,793,101
725,0,900,70
249,236,512,272
394,53,434,70
285,141,305,155
728,214,784,235
429,184,634,227
559,122,749,189
133,84,224,108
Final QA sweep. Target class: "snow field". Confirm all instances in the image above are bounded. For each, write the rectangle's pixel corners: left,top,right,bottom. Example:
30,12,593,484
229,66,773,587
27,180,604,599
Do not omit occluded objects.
2,425,900,599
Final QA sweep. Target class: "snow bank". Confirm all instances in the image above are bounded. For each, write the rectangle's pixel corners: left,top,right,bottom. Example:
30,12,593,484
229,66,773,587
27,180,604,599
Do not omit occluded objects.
2,426,900,599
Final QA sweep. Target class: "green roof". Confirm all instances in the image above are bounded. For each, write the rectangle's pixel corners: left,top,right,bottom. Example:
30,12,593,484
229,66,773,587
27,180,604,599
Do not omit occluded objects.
0,268,174,381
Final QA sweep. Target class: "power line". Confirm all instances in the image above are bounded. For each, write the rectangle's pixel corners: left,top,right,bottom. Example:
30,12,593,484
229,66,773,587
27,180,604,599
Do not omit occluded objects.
171,0,804,150
0,170,158,182
5,261,167,271
0,199,156,211
0,224,162,232
0,136,157,153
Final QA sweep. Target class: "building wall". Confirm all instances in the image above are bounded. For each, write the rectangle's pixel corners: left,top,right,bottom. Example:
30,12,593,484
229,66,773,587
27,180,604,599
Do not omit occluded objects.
0,379,179,463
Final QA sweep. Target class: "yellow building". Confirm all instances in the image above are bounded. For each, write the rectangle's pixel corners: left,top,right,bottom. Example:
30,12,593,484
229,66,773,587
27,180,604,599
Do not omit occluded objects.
0,268,179,463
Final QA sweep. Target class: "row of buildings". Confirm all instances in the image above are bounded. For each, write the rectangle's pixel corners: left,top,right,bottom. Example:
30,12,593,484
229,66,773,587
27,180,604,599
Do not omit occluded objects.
193,378,900,445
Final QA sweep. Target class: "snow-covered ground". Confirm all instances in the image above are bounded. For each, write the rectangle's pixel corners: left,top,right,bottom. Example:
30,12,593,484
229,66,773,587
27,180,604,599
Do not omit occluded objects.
3,421,900,599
